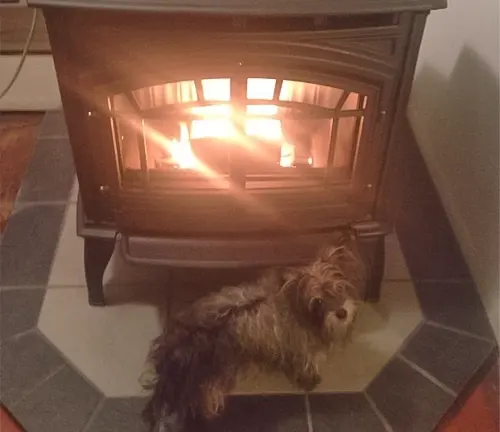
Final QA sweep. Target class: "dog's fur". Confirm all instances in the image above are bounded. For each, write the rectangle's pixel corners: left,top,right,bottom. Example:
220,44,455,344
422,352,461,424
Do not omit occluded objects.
143,237,364,431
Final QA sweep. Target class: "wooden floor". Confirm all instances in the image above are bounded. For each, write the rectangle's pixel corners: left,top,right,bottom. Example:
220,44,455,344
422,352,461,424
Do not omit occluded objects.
0,405,24,432
0,112,43,231
0,112,498,431
438,356,499,432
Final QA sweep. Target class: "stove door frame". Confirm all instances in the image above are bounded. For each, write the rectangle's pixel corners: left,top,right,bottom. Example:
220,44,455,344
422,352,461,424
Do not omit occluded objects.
44,7,416,234
103,69,383,235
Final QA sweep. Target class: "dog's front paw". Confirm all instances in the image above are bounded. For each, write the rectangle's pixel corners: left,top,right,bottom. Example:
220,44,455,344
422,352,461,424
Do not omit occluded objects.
297,372,321,392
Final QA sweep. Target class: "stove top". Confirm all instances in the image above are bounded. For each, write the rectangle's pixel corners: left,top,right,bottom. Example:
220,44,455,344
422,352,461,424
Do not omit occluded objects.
28,0,446,15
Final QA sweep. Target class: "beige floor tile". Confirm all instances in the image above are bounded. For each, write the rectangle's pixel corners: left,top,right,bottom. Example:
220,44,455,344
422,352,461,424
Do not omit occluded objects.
44,199,418,397
233,366,299,395
38,287,162,397
48,204,85,286
312,280,422,392
384,233,411,280
38,280,421,397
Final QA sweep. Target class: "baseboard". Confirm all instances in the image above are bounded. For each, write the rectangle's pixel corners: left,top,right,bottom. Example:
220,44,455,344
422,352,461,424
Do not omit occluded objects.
0,54,61,111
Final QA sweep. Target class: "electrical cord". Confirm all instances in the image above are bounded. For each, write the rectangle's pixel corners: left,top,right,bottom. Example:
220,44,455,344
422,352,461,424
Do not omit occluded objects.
0,8,38,101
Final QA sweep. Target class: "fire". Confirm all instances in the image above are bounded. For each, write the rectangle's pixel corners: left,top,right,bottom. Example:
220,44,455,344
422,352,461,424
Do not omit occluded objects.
168,123,197,169
159,78,308,170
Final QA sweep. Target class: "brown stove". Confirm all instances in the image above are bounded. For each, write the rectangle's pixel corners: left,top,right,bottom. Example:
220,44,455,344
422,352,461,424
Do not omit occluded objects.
38,0,446,306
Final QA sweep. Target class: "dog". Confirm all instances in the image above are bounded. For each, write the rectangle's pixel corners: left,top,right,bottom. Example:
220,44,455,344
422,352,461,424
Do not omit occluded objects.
143,235,364,431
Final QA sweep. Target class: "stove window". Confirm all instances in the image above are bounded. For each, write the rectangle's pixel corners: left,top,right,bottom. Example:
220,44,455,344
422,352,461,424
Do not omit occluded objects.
109,78,368,190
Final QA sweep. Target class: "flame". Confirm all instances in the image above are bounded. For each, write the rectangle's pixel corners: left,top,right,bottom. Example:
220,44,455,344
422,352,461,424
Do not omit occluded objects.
158,78,299,170
169,123,197,169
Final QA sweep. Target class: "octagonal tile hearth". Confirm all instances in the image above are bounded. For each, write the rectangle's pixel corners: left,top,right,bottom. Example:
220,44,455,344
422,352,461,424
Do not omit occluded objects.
2,111,496,432
37,192,422,397
38,287,162,397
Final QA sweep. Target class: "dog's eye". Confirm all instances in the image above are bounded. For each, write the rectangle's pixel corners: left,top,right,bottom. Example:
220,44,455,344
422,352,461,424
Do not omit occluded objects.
310,298,323,315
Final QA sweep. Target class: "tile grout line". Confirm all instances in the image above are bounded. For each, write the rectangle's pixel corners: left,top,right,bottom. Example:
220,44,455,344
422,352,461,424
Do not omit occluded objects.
39,135,69,139
12,125,74,208
15,200,74,207
44,283,172,289
35,329,105,397
46,202,71,286
0,285,51,291
382,278,414,283
304,393,313,432
412,278,475,284
364,391,394,432
4,328,37,344
11,363,67,408
363,319,425,393
396,320,426,354
426,320,496,343
37,135,69,141
80,396,106,432
397,354,457,397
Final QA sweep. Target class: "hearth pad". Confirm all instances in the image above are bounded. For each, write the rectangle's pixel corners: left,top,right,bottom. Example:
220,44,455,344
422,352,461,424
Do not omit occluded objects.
0,111,496,431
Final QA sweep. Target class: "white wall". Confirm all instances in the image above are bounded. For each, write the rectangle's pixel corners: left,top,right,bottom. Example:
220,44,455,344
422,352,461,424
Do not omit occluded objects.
408,0,499,339
0,54,60,110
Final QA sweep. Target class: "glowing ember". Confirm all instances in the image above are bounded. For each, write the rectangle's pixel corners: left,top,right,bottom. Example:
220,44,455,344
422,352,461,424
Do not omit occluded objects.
158,78,304,170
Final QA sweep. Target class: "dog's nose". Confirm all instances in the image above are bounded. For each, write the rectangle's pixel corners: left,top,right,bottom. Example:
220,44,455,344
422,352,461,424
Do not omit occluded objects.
335,308,348,320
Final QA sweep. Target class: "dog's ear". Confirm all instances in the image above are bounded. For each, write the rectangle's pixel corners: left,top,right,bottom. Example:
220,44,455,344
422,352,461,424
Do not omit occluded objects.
318,244,348,264
282,267,302,281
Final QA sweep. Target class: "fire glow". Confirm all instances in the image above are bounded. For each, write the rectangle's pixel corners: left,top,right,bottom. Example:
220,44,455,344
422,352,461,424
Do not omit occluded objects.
159,78,308,170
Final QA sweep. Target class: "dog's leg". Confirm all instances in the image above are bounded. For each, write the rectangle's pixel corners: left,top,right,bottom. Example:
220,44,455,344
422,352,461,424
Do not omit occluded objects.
283,355,321,391
295,363,321,391
201,380,226,419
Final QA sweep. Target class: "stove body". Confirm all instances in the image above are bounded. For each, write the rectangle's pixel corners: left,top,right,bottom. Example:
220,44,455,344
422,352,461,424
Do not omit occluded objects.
41,1,445,305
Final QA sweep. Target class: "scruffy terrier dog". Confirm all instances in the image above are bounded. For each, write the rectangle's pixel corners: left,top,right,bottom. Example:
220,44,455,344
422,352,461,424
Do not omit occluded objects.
143,237,364,431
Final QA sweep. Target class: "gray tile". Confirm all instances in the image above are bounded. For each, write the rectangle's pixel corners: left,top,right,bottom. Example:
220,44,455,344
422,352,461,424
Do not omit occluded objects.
0,331,65,406
401,323,495,392
11,365,102,432
367,357,453,432
39,110,68,138
415,281,495,339
17,138,75,202
309,393,386,432
0,204,66,286
206,395,308,432
0,289,45,341
87,397,147,432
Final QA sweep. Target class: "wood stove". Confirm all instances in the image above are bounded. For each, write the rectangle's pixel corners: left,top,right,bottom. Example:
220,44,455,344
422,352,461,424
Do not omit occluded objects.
39,0,446,306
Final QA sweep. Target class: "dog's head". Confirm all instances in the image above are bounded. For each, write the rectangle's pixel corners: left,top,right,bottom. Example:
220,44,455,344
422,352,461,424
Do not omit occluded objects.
283,245,363,344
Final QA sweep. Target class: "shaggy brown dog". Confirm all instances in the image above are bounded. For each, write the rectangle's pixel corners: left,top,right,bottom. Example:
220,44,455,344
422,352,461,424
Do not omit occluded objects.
143,238,363,431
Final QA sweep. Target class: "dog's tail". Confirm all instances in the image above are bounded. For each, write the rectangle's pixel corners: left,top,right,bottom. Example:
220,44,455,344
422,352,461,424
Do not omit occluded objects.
143,285,267,431
142,325,223,430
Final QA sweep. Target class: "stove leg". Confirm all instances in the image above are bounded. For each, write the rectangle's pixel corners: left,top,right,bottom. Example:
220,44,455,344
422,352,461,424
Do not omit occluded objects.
353,223,386,303
84,237,115,306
